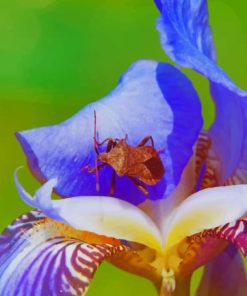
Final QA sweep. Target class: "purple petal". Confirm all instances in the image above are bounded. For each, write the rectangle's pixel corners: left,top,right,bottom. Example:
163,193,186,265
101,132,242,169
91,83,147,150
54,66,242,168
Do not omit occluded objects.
156,0,216,66
196,245,247,296
16,60,202,204
0,212,129,296
156,0,247,184
209,84,247,184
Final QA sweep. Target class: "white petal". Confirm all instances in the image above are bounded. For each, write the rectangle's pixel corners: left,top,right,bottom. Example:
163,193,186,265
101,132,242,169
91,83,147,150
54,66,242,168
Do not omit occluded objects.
163,185,247,250
15,171,163,251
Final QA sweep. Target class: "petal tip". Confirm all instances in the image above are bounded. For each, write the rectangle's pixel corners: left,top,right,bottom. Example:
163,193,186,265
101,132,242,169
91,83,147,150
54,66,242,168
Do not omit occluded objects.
14,166,36,208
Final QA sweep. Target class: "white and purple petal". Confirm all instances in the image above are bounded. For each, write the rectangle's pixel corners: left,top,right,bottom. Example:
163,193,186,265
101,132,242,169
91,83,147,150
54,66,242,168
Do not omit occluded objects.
156,0,247,185
15,171,163,251
0,212,129,296
16,60,202,204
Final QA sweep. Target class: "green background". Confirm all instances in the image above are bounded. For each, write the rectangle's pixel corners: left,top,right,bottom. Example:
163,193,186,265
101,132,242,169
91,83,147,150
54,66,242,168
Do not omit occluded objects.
0,0,246,295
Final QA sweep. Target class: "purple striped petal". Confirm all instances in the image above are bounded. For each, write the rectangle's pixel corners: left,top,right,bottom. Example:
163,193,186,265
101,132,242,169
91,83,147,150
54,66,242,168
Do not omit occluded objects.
0,212,129,296
216,219,247,256
177,218,247,278
156,0,247,185
16,60,202,204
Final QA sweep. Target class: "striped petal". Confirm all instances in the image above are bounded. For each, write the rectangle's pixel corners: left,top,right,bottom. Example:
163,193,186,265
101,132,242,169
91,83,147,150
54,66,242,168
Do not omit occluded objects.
162,221,247,290
216,219,247,256
156,0,247,186
163,185,247,250
15,170,163,251
0,211,131,296
173,218,247,279
16,60,202,204
174,231,227,278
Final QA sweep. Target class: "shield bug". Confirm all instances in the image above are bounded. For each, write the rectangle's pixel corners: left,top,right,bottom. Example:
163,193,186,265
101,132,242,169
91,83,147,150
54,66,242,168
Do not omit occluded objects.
82,111,165,196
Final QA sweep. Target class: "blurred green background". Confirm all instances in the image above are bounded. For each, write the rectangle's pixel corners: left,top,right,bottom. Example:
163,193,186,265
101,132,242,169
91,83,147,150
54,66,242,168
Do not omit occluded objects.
0,0,246,295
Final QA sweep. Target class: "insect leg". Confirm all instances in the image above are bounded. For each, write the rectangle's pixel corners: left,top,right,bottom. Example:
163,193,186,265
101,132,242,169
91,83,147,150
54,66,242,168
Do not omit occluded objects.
94,138,118,154
128,177,149,196
96,137,115,146
106,139,118,152
138,135,154,148
88,163,106,173
81,164,92,172
96,137,119,148
109,171,116,196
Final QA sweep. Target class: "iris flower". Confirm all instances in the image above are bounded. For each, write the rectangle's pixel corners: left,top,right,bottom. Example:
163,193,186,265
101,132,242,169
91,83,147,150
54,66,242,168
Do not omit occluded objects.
1,1,247,295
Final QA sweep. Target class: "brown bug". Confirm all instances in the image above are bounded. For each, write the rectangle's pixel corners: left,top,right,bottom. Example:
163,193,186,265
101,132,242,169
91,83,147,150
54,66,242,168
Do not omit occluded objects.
82,111,165,196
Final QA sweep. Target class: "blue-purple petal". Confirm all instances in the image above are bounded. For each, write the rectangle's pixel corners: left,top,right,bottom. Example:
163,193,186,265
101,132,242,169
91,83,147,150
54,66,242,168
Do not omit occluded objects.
154,0,163,12
156,0,247,184
209,84,247,184
17,60,202,204
196,245,247,296
156,0,216,66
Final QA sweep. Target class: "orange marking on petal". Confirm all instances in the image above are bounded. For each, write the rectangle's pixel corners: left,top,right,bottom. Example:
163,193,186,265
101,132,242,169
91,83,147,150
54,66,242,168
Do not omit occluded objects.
194,131,220,189
32,217,122,245
195,131,212,178
108,245,162,289
169,231,227,277
200,167,218,189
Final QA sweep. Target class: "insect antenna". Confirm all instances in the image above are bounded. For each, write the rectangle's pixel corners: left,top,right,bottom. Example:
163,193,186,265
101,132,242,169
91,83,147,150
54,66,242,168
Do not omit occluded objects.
95,157,100,192
93,110,100,191
109,171,116,196
93,110,99,155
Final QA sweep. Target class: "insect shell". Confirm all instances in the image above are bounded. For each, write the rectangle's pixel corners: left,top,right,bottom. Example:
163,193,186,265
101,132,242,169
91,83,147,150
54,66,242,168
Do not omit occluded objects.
98,138,165,186
83,111,165,196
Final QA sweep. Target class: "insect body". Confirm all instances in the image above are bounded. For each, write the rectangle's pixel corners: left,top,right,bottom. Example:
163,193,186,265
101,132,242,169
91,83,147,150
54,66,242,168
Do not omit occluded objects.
83,111,165,196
